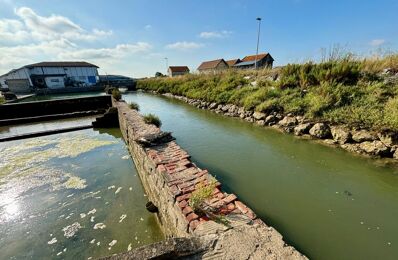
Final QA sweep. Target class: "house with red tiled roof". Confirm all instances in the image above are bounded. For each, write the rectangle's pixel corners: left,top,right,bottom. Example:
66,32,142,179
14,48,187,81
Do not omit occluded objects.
225,59,241,67
168,66,190,77
234,53,274,69
197,59,229,74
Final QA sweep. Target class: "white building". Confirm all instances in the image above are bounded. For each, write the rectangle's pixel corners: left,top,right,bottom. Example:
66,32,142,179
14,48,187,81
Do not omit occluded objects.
0,61,99,93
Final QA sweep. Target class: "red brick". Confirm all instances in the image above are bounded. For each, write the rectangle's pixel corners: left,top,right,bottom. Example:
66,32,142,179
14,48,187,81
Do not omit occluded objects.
178,200,187,209
170,186,181,197
182,206,193,215
245,210,257,220
223,194,237,204
176,193,191,202
227,203,235,211
212,188,221,195
235,201,248,214
189,220,200,230
215,192,225,200
181,186,195,194
186,212,199,222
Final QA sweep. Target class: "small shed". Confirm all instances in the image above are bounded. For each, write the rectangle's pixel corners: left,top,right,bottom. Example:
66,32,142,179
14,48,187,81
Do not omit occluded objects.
234,53,274,69
197,59,229,74
225,59,241,67
168,66,190,77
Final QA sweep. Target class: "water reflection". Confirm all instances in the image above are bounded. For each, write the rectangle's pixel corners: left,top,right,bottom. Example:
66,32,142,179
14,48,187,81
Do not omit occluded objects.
0,128,163,259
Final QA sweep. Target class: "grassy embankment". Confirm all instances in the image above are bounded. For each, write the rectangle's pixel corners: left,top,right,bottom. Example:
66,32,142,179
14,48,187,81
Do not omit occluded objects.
137,54,398,131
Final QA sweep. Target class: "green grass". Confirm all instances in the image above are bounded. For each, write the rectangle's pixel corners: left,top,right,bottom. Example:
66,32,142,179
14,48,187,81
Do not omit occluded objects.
137,54,398,131
128,102,140,111
0,96,5,104
143,114,162,127
112,88,122,101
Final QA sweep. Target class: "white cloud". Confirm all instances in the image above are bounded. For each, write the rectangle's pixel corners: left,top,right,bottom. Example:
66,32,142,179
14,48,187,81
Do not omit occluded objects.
199,30,232,39
0,6,151,77
59,42,152,59
165,41,204,50
369,39,385,47
0,7,113,43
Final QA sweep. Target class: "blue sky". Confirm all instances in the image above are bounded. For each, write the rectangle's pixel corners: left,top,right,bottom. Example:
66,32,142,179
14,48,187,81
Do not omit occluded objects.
0,0,397,77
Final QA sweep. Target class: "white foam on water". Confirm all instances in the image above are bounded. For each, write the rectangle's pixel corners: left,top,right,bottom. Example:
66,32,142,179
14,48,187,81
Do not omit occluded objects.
108,185,116,190
97,242,100,246
57,252,62,256
90,239,96,244
140,218,144,221
48,237,57,244
67,194,74,198
115,187,122,195
93,223,106,230
62,222,81,238
95,196,101,199
127,243,132,251
63,248,67,252
80,213,86,218
129,187,132,191
122,155,129,160
90,216,95,222
87,209,96,215
108,240,117,250
119,214,127,223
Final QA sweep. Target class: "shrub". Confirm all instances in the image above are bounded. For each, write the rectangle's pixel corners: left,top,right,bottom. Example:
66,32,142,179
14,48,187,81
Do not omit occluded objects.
143,114,162,127
188,177,217,212
384,97,398,129
112,88,122,101
128,102,140,111
0,96,5,104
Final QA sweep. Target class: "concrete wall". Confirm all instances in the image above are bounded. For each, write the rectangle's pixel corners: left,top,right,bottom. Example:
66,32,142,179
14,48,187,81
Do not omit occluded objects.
0,95,111,120
113,99,307,259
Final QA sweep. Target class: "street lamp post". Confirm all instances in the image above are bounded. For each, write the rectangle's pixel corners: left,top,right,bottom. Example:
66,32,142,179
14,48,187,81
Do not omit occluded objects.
254,17,262,70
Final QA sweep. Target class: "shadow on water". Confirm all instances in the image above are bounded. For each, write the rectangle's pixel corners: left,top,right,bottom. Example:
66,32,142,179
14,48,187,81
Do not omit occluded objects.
123,91,398,260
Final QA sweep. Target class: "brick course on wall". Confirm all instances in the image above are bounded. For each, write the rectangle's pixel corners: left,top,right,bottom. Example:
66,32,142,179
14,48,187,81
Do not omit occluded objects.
113,98,307,259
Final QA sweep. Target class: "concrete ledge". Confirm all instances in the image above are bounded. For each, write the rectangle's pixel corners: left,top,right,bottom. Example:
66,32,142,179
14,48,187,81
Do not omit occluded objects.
112,99,307,259
0,95,111,120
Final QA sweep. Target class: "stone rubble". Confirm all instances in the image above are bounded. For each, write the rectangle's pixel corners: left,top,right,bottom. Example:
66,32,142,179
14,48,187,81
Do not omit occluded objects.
159,92,398,161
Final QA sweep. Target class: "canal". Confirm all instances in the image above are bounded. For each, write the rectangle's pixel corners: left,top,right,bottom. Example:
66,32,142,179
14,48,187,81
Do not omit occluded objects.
0,125,163,259
123,91,398,260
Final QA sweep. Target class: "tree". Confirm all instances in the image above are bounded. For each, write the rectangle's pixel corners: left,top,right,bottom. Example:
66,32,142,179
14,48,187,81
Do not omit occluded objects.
155,72,164,77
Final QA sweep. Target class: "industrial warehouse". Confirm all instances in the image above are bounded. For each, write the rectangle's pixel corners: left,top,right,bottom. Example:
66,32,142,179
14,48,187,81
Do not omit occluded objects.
0,61,100,93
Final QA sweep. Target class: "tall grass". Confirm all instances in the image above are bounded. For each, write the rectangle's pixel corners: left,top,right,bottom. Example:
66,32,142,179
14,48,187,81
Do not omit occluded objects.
138,54,398,131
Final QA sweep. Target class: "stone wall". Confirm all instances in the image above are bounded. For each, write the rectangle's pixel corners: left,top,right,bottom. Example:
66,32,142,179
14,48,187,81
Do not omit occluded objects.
113,98,307,259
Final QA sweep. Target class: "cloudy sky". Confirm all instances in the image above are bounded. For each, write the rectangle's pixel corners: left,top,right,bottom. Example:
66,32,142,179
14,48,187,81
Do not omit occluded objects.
0,0,397,77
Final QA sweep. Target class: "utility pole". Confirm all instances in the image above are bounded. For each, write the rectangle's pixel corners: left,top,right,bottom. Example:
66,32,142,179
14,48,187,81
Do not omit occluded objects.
254,17,262,70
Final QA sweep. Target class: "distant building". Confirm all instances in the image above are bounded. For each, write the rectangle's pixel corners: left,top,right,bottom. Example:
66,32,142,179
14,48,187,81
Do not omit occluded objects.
168,66,190,77
225,59,241,67
234,53,274,69
197,59,229,74
0,61,99,93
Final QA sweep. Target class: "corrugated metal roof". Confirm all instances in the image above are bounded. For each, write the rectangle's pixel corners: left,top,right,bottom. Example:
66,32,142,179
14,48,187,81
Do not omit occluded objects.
25,61,99,68
234,61,256,67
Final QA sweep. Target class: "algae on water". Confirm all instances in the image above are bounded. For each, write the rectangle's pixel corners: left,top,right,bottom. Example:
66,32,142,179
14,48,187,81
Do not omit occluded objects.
0,134,117,200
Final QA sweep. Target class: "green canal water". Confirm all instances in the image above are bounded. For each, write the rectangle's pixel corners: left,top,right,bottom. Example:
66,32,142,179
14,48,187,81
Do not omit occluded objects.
123,92,398,260
0,127,163,259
